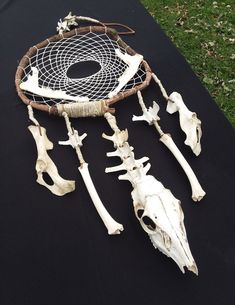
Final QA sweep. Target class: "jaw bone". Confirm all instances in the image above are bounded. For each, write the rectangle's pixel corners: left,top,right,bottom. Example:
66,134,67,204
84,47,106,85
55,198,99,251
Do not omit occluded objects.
103,112,198,274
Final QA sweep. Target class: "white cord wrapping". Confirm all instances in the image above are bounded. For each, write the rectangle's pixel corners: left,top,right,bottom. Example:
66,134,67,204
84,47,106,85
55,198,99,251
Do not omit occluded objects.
57,100,108,117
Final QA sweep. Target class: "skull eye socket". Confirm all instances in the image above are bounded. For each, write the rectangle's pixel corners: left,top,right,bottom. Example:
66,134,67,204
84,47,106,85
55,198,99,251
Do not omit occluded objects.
142,216,156,231
137,209,144,219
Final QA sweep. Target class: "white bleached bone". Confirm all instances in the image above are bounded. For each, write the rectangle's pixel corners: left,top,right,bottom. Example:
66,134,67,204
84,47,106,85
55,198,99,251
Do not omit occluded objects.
133,91,205,202
103,112,198,274
79,162,123,235
59,112,123,235
28,125,75,196
160,134,205,201
152,72,202,156
102,129,128,147
57,12,78,34
167,92,202,156
56,12,101,34
108,50,143,98
20,67,89,102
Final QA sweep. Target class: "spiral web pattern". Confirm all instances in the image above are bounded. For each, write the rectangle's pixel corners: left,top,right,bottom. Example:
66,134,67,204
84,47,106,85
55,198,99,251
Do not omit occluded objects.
21,31,147,106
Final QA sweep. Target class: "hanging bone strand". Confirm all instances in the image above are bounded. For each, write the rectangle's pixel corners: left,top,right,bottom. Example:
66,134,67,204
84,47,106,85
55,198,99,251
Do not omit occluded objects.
27,105,75,196
59,112,123,235
103,112,198,274
152,72,202,156
133,91,205,202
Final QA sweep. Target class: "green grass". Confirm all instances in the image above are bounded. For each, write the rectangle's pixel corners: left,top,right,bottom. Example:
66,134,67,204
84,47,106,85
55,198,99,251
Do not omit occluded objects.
141,0,235,127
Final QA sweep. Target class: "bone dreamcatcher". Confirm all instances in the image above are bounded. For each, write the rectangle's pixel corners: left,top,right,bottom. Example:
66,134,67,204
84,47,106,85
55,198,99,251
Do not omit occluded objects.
15,13,205,274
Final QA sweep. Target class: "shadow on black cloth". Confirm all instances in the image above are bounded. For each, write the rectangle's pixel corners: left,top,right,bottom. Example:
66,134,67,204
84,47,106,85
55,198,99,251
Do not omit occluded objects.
0,0,234,304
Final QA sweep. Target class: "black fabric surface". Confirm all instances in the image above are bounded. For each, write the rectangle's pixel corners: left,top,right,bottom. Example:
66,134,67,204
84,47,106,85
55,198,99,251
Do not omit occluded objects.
0,0,235,304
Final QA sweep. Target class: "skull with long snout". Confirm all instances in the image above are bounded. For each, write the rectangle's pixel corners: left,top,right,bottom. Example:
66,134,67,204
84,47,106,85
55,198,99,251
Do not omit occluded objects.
131,174,198,274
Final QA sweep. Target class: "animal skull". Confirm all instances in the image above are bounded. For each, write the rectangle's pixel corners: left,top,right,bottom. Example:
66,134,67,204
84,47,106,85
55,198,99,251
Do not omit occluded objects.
132,175,198,274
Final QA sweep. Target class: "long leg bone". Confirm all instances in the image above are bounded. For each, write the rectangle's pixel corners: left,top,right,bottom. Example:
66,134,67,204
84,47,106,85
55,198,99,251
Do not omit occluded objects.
103,112,198,274
133,91,205,202
152,72,202,156
59,112,123,235
27,105,75,196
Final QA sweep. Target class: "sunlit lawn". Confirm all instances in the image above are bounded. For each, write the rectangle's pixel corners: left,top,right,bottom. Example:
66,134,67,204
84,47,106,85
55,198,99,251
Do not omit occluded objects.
141,0,235,127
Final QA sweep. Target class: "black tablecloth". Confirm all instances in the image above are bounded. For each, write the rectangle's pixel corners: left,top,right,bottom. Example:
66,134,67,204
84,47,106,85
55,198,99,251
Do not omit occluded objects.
0,0,235,304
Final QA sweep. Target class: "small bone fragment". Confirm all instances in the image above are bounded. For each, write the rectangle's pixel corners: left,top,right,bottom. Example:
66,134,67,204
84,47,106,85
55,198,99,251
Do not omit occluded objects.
56,12,101,34
28,125,75,196
57,12,78,34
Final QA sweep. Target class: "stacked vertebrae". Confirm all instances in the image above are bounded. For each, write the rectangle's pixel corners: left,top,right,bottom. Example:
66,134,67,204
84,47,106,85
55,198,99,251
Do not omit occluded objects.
103,113,198,275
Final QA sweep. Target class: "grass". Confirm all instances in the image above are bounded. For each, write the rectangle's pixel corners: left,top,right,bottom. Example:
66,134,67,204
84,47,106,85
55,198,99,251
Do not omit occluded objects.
141,0,235,127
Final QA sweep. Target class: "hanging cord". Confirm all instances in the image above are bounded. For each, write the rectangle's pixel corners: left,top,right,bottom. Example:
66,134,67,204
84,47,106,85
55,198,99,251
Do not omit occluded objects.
27,104,42,135
57,12,135,35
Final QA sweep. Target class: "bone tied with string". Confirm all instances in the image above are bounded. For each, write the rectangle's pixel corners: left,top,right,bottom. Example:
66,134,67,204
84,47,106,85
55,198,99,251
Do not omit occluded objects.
27,105,75,196
133,91,205,202
15,12,205,274
59,112,123,235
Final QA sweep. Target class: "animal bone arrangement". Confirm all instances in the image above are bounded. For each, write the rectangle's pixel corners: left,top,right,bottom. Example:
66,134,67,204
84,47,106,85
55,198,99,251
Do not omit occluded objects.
16,12,206,274
103,112,198,274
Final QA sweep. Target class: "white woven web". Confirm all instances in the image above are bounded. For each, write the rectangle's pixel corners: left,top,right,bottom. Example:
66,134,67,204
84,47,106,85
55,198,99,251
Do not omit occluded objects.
21,31,147,106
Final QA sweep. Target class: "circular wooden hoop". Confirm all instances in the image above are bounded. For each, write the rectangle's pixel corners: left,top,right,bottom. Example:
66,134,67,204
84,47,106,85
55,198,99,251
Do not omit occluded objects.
15,26,152,117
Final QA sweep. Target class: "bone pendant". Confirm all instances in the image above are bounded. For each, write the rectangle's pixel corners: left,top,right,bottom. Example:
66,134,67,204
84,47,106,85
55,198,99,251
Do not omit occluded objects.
152,73,202,156
160,134,205,201
103,113,198,274
79,163,123,235
28,125,75,196
59,112,123,235
167,92,202,156
133,91,205,201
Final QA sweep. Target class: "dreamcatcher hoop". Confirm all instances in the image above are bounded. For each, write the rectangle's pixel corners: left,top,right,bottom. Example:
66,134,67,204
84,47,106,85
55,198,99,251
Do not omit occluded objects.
15,13,205,274
16,25,152,117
